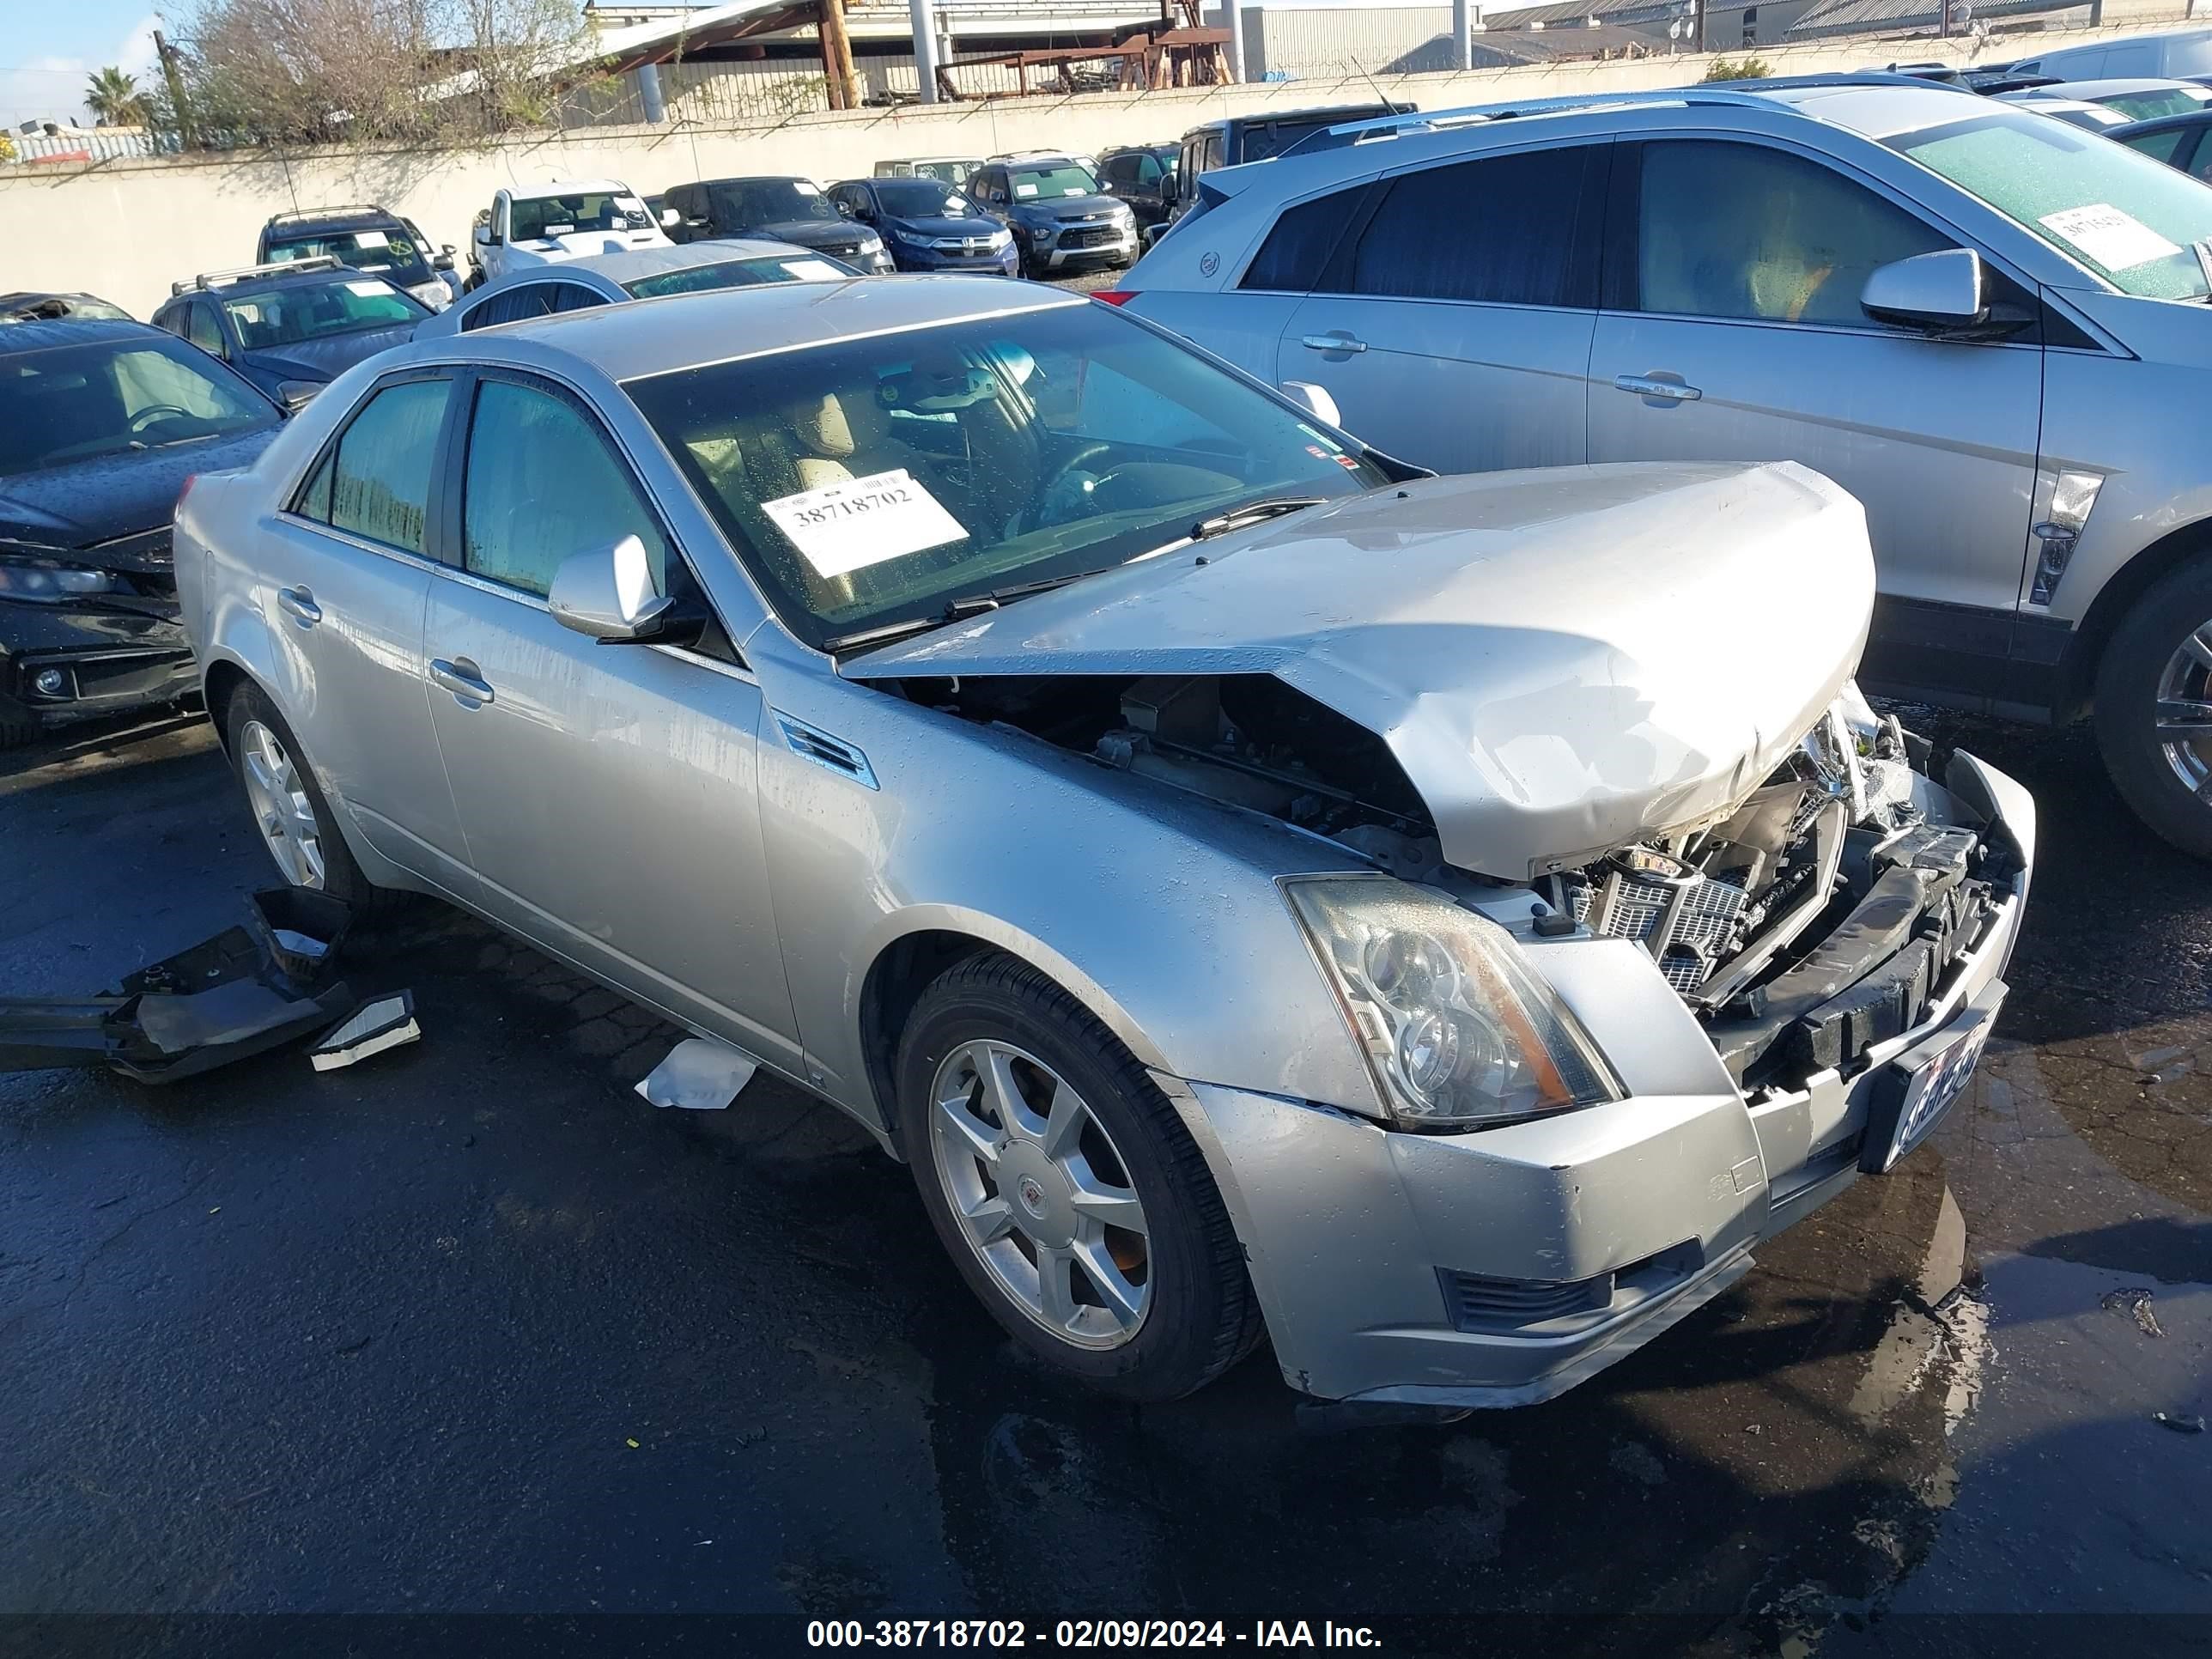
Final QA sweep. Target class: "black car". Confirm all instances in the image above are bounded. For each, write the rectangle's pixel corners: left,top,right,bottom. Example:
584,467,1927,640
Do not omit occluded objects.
0,319,283,745
1167,102,1414,225
2113,108,2212,183
2,292,133,325
1096,144,1180,232
824,178,1019,276
256,204,460,312
659,178,895,273
149,258,428,409
966,156,1137,278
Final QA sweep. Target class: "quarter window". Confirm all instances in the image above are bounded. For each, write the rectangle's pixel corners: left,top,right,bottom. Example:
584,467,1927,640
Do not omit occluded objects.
461,379,670,599
322,378,449,553
1635,141,1951,325
1350,147,1601,307
186,301,225,356
1241,190,1362,292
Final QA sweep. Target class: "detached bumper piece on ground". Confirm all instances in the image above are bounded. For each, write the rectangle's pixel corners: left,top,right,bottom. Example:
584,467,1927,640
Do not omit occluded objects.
0,889,374,1082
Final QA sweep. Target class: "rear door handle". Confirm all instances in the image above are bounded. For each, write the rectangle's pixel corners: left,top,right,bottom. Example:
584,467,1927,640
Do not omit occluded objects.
276,586,321,627
1300,331,1368,354
428,657,495,706
1613,374,1702,403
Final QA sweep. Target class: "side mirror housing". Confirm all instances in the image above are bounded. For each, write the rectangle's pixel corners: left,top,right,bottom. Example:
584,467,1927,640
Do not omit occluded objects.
1861,247,2014,337
1279,380,1343,429
549,535,694,644
434,249,456,271
1159,173,1180,205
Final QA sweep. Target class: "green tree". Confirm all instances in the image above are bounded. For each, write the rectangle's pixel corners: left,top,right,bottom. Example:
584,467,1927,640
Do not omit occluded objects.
1700,55,1772,82
84,65,149,125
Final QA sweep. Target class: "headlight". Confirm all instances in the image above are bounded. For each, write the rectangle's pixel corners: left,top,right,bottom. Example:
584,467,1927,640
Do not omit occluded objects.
1284,876,1620,1131
858,233,884,254
410,281,452,312
0,556,122,604
276,380,325,409
988,228,1012,249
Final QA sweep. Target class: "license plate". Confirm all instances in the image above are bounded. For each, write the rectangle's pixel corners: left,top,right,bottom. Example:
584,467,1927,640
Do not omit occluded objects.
1862,987,2004,1174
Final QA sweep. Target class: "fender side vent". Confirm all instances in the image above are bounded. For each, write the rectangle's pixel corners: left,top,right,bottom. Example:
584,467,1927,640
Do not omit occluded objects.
774,712,878,791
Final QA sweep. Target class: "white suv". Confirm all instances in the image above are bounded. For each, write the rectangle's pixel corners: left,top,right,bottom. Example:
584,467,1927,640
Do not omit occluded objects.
1115,77,2212,857
467,178,671,288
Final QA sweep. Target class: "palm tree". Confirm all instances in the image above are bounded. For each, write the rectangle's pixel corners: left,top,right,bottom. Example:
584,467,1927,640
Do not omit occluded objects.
84,66,147,127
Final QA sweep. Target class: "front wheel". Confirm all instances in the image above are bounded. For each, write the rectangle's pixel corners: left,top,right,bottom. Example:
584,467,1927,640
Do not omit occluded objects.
225,684,393,908
2095,553,2212,860
896,952,1262,1401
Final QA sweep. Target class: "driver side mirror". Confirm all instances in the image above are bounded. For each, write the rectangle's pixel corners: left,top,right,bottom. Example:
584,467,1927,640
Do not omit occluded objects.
1278,380,1343,428
1159,173,1180,205
434,246,456,271
1861,247,2023,339
549,536,701,645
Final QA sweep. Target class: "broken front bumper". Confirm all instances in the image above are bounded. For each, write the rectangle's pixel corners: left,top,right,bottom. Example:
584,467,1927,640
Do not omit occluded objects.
1170,750,2034,1408
1,595,196,725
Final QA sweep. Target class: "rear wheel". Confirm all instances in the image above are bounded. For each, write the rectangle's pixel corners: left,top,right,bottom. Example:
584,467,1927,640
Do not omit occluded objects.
2095,553,2212,860
224,684,392,908
896,952,1262,1401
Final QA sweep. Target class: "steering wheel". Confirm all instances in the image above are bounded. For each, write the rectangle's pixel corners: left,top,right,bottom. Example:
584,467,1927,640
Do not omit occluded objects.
129,405,194,434
1032,441,1121,520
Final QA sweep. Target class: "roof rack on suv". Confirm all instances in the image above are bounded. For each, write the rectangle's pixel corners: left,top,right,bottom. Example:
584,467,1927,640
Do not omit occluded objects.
265,204,389,226
171,256,344,295
1279,72,1975,158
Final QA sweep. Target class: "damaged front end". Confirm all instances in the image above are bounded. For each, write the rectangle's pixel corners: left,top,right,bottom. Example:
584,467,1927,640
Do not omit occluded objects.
0,531,198,736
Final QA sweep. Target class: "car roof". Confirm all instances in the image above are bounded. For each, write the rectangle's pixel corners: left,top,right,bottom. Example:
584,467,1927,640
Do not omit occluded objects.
509,177,633,198
194,265,388,297
694,173,811,186
0,317,164,357
265,206,401,231
2027,76,2209,95
422,274,1082,384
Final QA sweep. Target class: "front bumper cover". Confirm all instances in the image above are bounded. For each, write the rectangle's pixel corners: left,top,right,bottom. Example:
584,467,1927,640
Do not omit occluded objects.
1165,748,2034,1407
1,596,195,724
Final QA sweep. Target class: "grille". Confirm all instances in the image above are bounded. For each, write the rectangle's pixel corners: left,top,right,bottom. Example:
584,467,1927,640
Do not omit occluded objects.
1572,867,1749,993
1442,1268,1612,1332
1059,226,1118,250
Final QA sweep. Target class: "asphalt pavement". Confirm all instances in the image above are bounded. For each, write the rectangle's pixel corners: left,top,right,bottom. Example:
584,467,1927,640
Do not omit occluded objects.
3,691,2209,1654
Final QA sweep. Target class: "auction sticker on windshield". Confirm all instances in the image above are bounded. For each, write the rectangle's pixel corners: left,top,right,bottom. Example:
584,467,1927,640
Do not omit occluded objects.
763,469,969,579
2039,203,2181,271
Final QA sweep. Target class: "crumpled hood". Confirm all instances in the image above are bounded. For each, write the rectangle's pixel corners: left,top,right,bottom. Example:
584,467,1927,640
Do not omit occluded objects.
845,461,1876,879
508,227,672,265
236,324,419,385
0,424,280,561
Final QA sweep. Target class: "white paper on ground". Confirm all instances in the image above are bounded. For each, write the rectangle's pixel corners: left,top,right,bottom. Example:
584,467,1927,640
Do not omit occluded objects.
762,468,969,579
635,1037,757,1109
2039,203,2181,272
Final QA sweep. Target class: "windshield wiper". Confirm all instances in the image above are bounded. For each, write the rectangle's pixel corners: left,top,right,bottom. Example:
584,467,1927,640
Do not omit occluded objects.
823,568,1109,655
1189,496,1323,542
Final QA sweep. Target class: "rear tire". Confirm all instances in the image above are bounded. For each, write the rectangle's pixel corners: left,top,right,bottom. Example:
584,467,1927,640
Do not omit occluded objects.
896,951,1262,1401
224,683,396,911
2095,552,2212,861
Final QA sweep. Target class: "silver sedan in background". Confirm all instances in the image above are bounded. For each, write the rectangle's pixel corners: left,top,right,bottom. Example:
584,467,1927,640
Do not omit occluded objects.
412,239,863,337
173,277,2033,1406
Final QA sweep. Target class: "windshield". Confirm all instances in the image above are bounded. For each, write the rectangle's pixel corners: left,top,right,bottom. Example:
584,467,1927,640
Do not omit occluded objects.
875,181,979,218
710,179,837,226
1889,107,2212,299
221,277,425,348
2096,86,2212,119
626,301,1386,650
1009,163,1101,201
266,227,433,288
0,337,275,478
623,253,857,298
510,191,651,240
912,160,977,185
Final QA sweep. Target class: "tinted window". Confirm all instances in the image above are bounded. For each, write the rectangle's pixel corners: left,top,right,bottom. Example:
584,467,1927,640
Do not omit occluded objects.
1105,155,1139,186
874,180,975,216
2122,125,2191,162
186,301,225,356
550,283,604,313
1242,190,1361,291
464,284,560,331
1352,147,1599,307
708,179,837,226
462,379,669,598
327,378,448,552
221,277,424,348
1638,142,1951,324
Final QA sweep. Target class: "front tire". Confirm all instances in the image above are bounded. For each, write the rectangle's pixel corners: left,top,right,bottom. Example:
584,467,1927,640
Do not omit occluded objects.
2095,554,2212,861
896,952,1261,1401
224,684,392,909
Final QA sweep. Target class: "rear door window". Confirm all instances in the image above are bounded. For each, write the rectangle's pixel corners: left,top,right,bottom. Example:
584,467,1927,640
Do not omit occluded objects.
1349,146,1603,307
1241,189,1365,292
322,378,450,553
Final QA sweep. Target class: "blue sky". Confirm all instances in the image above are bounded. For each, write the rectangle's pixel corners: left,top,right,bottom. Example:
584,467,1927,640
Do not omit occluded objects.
2,2,167,128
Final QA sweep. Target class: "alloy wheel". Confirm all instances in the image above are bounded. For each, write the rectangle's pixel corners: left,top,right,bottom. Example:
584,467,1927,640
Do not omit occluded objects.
2155,621,2212,797
239,718,326,889
927,1038,1152,1350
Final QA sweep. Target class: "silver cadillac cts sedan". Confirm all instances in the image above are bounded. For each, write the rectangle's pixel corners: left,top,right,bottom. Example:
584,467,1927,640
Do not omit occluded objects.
174,276,2035,1407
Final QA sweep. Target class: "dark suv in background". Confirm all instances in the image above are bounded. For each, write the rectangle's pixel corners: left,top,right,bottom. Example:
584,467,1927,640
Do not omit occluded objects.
826,179,1018,275
1096,144,1180,236
151,259,428,409
967,155,1136,276
1167,101,1414,225
660,177,894,272
255,204,458,313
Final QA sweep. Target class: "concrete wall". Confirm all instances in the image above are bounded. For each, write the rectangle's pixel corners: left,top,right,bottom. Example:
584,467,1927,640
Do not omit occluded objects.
0,15,2180,320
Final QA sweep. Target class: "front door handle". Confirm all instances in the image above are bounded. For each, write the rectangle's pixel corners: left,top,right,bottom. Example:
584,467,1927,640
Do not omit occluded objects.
1300,331,1368,354
1613,373,1702,403
276,586,322,628
428,657,495,706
